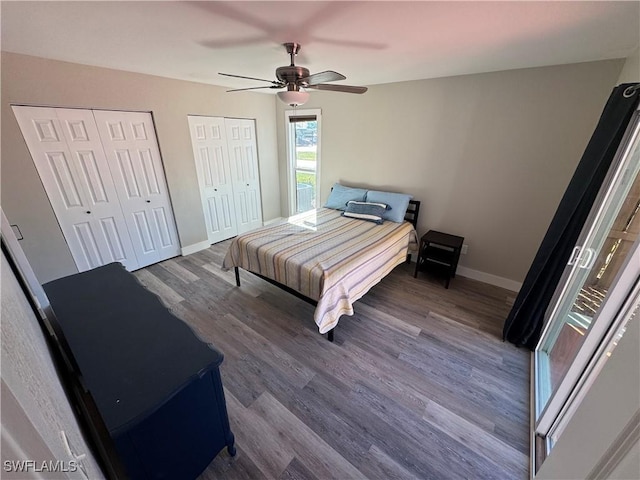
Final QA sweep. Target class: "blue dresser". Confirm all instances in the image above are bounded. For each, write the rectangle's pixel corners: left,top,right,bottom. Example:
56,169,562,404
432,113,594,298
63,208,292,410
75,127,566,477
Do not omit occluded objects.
43,262,235,479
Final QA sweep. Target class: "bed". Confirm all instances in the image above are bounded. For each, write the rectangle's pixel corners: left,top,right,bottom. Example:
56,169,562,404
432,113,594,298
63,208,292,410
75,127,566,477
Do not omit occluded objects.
222,185,420,341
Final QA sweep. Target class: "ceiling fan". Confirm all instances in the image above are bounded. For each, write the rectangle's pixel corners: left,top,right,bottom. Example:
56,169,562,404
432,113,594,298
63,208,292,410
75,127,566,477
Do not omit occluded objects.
219,43,368,106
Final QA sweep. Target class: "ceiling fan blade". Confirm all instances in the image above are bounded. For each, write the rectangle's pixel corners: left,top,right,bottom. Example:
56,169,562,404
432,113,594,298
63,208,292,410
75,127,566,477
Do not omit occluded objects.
226,85,283,92
307,84,368,94
219,72,281,85
300,70,346,86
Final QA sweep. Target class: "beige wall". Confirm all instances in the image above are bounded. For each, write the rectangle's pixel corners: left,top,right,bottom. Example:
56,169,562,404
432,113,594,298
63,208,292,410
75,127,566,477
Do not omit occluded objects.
277,60,624,284
617,47,640,83
1,52,279,283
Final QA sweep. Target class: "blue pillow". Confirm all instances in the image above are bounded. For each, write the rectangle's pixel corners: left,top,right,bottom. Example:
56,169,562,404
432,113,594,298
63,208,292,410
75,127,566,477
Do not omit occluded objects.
366,190,413,223
324,183,367,211
342,201,389,224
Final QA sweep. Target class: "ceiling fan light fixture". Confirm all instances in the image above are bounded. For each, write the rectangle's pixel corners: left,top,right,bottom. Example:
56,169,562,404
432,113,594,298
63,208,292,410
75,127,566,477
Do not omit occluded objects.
277,90,310,107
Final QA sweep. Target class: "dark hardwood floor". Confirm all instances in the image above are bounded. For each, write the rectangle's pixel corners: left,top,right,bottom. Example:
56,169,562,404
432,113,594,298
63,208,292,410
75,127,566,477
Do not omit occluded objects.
134,240,530,479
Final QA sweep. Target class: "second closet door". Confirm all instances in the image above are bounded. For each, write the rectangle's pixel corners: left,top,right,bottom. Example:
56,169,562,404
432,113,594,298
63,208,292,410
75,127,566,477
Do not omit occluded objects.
94,111,180,267
188,116,263,244
188,116,238,244
225,118,263,234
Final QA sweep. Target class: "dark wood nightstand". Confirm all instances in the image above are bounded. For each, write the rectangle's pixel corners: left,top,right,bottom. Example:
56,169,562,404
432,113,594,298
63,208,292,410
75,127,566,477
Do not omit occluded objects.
414,230,464,288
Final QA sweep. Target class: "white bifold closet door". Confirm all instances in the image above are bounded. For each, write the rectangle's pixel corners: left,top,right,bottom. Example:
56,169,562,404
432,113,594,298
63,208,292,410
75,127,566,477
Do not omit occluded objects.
12,106,180,272
187,116,238,244
224,117,262,234
93,110,180,267
187,116,262,245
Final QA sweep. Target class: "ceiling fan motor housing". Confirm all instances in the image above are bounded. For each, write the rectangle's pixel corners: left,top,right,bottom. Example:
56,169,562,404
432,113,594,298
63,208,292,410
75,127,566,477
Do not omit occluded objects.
276,66,310,86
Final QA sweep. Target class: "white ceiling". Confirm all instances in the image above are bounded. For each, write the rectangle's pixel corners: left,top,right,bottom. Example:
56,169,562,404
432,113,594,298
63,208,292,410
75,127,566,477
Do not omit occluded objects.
2,1,639,93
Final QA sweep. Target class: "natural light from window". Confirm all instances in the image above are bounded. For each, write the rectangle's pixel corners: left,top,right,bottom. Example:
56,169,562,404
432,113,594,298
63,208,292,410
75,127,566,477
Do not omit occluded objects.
286,109,321,216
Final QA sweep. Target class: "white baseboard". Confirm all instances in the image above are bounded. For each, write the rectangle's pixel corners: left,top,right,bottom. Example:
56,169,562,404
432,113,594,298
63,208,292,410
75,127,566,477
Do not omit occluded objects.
456,265,522,292
263,217,284,226
180,240,211,256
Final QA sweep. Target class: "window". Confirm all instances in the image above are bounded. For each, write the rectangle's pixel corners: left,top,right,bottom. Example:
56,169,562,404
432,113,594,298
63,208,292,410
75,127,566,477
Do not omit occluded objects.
285,109,321,215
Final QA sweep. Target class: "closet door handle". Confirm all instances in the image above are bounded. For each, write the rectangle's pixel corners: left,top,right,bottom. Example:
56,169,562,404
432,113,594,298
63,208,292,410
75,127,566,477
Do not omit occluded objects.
86,211,91,214
146,200,151,203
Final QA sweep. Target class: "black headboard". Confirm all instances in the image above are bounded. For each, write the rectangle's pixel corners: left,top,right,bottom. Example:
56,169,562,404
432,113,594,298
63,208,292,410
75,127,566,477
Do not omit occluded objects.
405,200,421,229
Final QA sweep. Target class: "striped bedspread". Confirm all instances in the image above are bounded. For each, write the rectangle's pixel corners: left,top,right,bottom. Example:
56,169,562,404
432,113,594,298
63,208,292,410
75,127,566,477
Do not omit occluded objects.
222,208,418,333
